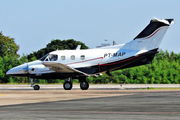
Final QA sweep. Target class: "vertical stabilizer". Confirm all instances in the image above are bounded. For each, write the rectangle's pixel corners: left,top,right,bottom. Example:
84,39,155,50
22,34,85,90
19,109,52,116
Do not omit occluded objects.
126,18,174,51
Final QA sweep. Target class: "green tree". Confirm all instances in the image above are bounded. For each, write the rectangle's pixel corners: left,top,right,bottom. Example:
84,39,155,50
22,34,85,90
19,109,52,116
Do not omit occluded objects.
0,32,19,58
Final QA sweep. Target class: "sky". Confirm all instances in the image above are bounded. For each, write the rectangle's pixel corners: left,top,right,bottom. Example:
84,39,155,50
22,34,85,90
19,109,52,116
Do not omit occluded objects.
0,0,179,57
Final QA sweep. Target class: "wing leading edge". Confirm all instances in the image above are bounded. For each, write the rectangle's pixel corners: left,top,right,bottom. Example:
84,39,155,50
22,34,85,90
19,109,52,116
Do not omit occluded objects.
42,62,90,77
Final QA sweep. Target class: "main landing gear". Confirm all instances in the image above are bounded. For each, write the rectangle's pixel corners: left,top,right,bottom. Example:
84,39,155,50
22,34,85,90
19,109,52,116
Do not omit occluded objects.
31,79,40,90
63,78,73,90
80,81,89,90
63,77,89,90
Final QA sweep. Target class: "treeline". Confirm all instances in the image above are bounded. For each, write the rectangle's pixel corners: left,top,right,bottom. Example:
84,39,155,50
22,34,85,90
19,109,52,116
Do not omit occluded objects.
1,32,180,84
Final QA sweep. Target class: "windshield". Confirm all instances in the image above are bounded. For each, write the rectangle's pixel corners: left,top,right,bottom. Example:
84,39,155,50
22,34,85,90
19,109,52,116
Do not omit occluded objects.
39,53,49,61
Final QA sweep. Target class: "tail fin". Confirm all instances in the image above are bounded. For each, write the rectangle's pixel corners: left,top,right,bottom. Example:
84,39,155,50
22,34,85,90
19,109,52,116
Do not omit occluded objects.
127,18,174,51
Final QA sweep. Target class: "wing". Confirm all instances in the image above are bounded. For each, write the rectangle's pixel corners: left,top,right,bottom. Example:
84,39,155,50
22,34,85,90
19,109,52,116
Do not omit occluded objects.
42,62,90,77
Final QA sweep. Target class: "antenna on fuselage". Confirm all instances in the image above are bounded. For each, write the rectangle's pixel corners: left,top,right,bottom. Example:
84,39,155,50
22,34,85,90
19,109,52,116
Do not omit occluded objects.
76,45,81,50
105,39,111,46
113,41,118,45
105,39,117,46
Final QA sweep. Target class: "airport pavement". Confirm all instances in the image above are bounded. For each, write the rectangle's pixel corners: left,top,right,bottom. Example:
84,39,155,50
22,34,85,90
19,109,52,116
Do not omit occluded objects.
0,84,179,90
0,90,180,120
0,85,180,120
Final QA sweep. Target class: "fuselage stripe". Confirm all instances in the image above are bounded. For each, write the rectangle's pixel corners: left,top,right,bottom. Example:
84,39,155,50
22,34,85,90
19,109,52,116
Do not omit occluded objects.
99,54,142,66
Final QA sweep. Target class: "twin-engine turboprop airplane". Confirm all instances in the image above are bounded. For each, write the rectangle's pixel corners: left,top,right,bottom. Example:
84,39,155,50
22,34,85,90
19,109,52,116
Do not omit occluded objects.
6,18,174,90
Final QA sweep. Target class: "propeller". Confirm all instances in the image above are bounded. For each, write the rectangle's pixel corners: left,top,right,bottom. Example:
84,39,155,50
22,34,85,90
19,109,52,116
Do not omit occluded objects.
22,62,30,85
25,56,31,86
22,54,31,86
26,63,31,86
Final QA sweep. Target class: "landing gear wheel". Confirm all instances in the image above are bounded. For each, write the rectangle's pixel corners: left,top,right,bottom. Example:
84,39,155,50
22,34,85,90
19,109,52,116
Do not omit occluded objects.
63,81,73,90
80,81,89,90
33,85,40,90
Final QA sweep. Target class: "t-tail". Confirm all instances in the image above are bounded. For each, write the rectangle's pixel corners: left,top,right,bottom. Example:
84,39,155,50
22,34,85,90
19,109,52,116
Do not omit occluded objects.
115,18,174,70
125,17,174,51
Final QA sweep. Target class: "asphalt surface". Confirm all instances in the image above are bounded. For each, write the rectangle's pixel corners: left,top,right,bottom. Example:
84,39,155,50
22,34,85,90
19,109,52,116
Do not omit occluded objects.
0,84,179,90
0,89,180,120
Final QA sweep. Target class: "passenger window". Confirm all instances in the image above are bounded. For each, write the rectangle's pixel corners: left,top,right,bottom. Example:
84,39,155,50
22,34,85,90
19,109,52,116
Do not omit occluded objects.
80,55,85,60
71,55,75,60
49,54,58,61
61,56,65,60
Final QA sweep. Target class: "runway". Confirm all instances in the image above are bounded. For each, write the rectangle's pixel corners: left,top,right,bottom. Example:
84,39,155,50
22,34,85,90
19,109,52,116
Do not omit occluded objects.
0,86,180,119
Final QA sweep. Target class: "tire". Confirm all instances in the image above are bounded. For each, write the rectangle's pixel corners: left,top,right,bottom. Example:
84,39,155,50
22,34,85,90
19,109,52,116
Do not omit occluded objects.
63,81,73,90
33,85,40,90
80,81,89,90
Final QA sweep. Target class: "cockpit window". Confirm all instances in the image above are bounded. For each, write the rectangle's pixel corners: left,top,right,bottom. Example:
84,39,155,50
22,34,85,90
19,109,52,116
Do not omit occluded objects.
39,54,49,61
39,54,58,61
48,54,58,61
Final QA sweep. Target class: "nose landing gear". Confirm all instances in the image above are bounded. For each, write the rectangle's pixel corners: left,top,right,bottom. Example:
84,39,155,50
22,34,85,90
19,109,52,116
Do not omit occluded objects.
33,85,40,90
31,79,40,90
